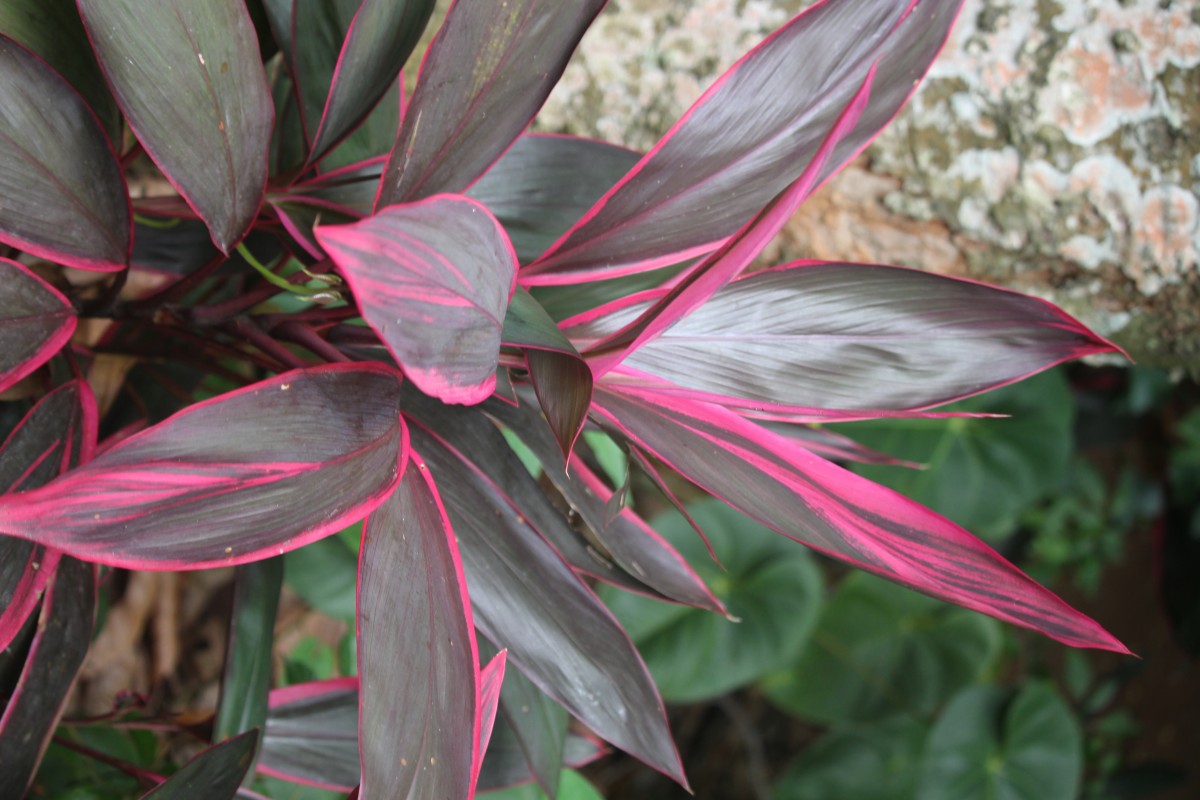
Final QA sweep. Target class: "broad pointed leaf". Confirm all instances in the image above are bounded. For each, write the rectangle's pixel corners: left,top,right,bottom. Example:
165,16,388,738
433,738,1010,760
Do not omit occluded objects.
0,556,96,799
467,134,641,265
0,380,94,651
78,0,273,252
583,263,1119,411
592,385,1127,653
523,0,965,281
0,37,128,271
377,0,606,205
0,0,121,142
503,288,593,461
772,716,926,800
307,1,434,164
316,196,517,404
476,650,508,788
0,260,76,395
0,365,406,569
140,729,259,800
261,678,361,791
408,424,687,787
358,452,481,800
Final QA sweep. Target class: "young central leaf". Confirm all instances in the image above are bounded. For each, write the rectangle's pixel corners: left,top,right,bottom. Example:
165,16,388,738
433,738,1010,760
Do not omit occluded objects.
316,195,517,405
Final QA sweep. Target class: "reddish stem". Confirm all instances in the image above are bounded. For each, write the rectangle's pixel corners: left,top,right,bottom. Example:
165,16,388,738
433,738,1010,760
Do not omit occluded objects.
52,734,164,789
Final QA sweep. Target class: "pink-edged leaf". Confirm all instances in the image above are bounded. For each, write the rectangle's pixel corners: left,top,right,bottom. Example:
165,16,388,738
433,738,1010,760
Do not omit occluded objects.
583,68,875,378
358,451,481,800
0,555,96,798
0,259,76,393
306,0,435,165
523,0,965,283
0,364,406,569
78,0,273,252
376,0,607,206
592,385,1128,653
479,721,605,794
402,391,655,595
408,424,687,788
486,397,725,612
504,287,595,461
316,196,517,405
0,0,121,142
0,37,128,271
467,134,642,264
590,263,1121,412
261,678,361,791
475,650,508,788
768,422,921,467
0,380,94,651
139,729,258,800
625,444,721,566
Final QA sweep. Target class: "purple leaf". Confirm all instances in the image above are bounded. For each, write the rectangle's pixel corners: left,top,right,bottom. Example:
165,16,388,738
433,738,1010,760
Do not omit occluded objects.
486,397,725,612
583,68,875,378
0,555,96,798
592,385,1129,653
316,196,517,405
357,452,482,800
479,648,568,797
78,0,273,252
0,365,407,569
408,424,687,787
522,0,965,282
376,0,607,206
139,729,258,799
0,0,122,142
0,37,128,271
475,650,508,789
0,380,94,651
589,263,1120,412
261,678,361,791
466,134,642,264
306,0,435,165
0,259,77,394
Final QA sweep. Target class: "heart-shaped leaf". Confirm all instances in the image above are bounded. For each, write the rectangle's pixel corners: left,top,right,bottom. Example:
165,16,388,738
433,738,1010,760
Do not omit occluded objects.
358,453,482,799
761,572,1001,724
523,0,964,282
773,716,927,800
0,38,128,271
0,261,77,396
0,365,406,569
316,196,517,405
916,683,1082,800
139,729,259,799
601,499,823,702
78,0,273,252
0,556,95,798
377,0,606,206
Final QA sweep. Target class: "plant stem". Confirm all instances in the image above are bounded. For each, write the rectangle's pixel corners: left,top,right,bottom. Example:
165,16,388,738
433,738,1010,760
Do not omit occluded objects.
52,734,164,789
275,321,352,363
226,318,307,370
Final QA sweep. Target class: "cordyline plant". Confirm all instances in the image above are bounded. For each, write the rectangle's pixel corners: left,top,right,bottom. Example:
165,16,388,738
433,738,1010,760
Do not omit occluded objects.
0,0,1128,797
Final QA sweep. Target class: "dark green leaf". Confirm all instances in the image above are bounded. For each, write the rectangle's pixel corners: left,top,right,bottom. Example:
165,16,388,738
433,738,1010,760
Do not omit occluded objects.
140,729,259,799
916,683,1082,800
773,717,926,800
284,532,359,620
762,572,1001,724
601,499,823,702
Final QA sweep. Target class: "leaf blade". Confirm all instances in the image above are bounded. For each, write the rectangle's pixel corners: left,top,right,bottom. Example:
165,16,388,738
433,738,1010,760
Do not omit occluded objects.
78,0,273,252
